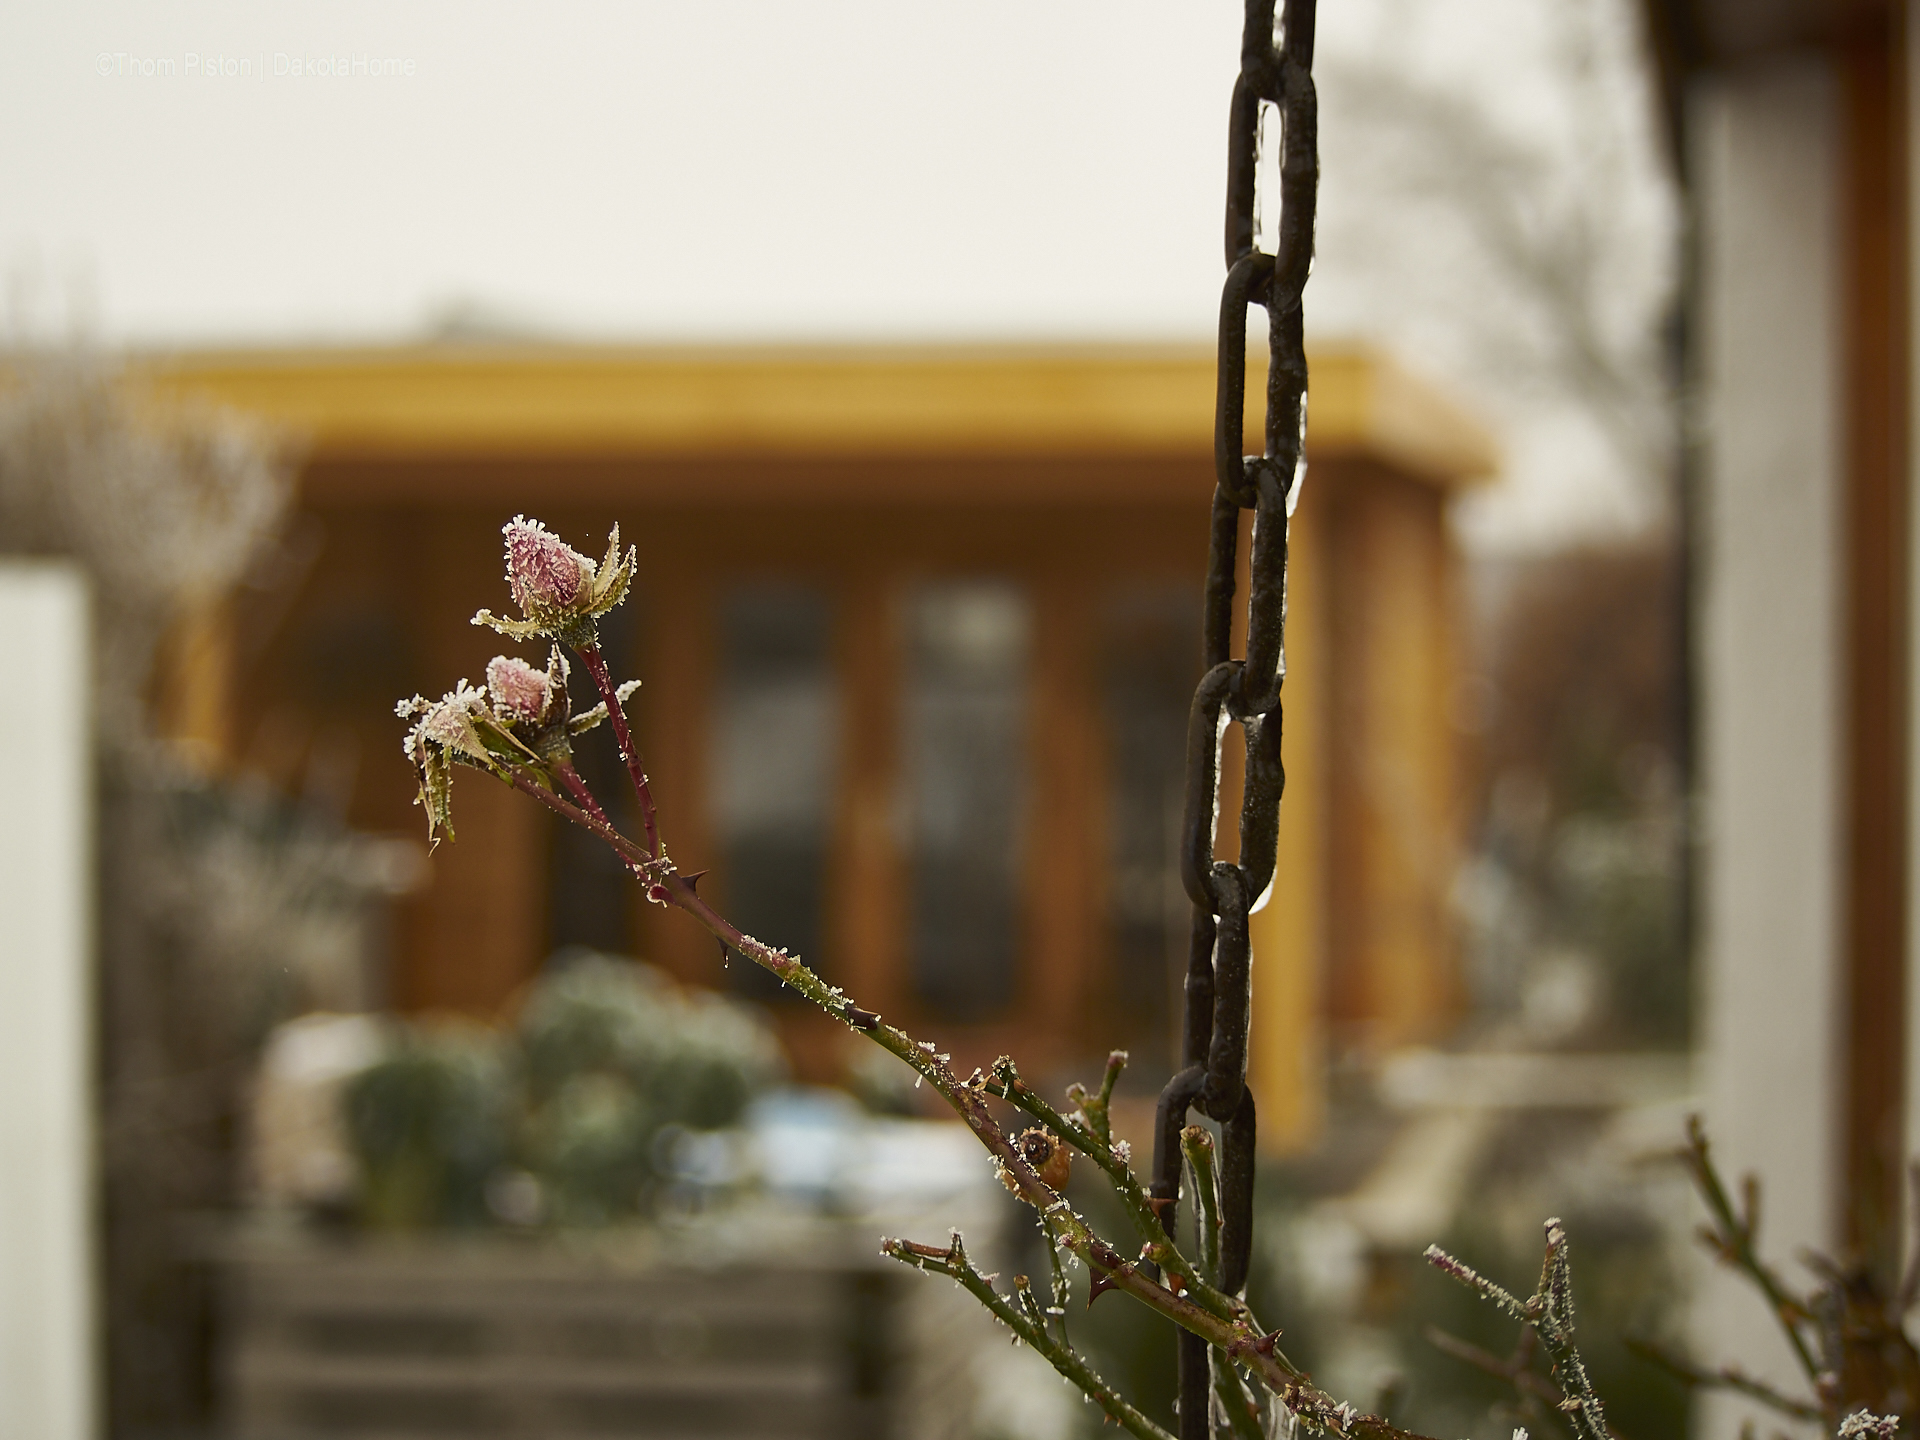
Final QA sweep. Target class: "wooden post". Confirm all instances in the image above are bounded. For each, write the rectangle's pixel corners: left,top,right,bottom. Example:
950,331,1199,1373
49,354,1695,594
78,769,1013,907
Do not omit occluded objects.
1841,15,1911,1284
1249,480,1330,1153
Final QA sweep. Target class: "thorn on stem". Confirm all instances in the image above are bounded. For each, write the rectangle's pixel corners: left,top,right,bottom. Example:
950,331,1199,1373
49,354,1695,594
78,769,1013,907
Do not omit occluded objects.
1088,1265,1132,1305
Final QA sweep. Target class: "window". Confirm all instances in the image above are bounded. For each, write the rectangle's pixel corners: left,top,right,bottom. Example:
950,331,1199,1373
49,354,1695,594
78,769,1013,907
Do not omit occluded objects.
709,585,838,999
903,581,1031,1021
1101,586,1202,1066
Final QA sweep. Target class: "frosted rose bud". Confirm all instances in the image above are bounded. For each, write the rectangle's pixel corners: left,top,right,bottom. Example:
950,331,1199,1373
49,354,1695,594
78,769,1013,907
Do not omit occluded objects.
399,680,489,763
474,515,637,644
423,700,473,749
504,517,591,620
486,654,553,724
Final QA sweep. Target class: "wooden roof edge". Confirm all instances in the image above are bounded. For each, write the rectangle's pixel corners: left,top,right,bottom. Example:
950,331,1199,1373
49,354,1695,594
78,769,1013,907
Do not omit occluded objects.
123,341,1499,488
1305,345,1500,489
136,339,1216,369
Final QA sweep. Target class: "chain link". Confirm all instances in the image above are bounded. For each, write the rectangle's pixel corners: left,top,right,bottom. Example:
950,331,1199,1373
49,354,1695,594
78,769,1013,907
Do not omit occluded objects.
1151,2,1316,1433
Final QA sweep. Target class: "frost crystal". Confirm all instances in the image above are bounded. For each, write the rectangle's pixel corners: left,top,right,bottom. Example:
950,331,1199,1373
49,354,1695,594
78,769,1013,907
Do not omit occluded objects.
408,680,489,759
505,516,589,616
1841,1413,1901,1440
475,515,638,642
486,654,554,723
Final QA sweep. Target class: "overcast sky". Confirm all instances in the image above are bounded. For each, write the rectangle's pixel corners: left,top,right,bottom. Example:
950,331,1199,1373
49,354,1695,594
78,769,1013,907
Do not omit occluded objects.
0,1,1676,551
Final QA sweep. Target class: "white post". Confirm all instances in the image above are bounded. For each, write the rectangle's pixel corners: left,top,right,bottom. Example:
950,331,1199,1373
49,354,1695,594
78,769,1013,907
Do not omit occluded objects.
0,562,96,1440
1693,56,1845,1439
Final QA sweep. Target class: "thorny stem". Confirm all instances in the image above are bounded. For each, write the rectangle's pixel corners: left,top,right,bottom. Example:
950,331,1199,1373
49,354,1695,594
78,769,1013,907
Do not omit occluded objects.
1016,1272,1066,1352
1213,1357,1268,1440
990,1058,1246,1332
1043,1233,1073,1348
1423,1325,1634,1440
1013,1273,1058,1355
511,752,1427,1440
553,760,615,833
507,769,648,874
1430,1224,1609,1440
1183,1126,1261,1440
577,640,660,860
1682,1116,1823,1386
1017,1274,1049,1331
1066,1049,1129,1151
1535,1222,1610,1440
1184,1126,1224,1287
1422,1246,1531,1324
885,1236,1174,1440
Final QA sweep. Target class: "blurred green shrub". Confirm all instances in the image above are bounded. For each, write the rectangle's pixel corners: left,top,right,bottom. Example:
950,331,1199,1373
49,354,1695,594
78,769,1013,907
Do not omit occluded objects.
342,1022,512,1230
517,953,783,1224
341,954,783,1229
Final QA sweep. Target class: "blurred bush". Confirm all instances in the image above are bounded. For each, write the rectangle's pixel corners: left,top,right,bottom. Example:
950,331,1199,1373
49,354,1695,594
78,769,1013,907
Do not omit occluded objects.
342,953,784,1229
343,1022,513,1230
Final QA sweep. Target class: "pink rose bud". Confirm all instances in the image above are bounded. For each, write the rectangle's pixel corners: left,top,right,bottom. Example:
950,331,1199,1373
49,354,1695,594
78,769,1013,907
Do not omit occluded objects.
486,654,552,724
504,516,592,621
475,517,637,644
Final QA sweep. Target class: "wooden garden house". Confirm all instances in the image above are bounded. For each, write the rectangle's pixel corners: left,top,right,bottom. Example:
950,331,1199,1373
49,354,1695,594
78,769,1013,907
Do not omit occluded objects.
148,344,1493,1152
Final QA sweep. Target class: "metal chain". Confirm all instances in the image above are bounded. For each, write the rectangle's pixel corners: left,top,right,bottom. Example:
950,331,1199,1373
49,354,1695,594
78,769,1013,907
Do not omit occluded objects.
1150,1,1316,1434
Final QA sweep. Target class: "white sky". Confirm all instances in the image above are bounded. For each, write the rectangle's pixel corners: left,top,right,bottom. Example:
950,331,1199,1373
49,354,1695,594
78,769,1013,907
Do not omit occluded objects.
0,1,1676,551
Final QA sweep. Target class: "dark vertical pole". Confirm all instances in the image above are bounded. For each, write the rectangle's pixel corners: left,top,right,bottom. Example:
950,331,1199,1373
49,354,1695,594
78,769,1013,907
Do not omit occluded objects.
1839,8,1910,1289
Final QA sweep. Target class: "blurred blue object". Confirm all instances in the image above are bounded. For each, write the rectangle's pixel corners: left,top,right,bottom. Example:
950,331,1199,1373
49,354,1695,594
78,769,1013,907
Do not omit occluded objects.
741,1086,987,1215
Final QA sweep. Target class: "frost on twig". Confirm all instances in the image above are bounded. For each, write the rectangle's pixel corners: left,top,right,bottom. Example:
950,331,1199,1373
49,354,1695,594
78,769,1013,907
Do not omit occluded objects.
1426,1220,1610,1440
1422,1244,1531,1324
884,1234,1175,1440
1839,1411,1902,1440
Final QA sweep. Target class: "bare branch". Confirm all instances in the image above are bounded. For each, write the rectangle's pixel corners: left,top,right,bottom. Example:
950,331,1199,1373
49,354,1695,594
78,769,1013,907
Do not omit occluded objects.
1427,1224,1609,1440
1679,1117,1823,1387
1423,1327,1569,1427
1622,1339,1822,1422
